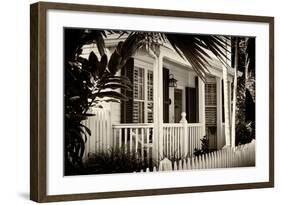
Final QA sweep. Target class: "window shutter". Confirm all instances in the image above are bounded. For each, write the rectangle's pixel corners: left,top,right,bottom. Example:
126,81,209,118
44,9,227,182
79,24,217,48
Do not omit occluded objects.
205,79,217,126
221,79,225,123
195,77,199,123
132,67,145,123
121,58,134,123
185,77,199,123
163,68,170,123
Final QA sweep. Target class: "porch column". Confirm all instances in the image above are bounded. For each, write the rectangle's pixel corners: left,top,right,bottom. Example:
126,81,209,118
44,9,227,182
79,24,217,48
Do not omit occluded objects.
198,78,206,136
223,67,231,147
158,54,164,160
223,39,232,147
216,77,222,149
228,80,232,131
152,51,163,162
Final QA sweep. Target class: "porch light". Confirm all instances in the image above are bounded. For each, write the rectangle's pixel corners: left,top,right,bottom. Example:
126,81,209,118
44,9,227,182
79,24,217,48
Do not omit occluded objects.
168,74,178,88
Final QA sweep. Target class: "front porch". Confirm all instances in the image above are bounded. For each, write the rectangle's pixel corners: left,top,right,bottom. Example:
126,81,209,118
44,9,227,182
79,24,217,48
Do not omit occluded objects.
82,46,233,165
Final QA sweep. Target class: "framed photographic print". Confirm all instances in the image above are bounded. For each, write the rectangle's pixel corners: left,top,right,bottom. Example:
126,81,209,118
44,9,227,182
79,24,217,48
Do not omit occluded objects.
30,1,274,202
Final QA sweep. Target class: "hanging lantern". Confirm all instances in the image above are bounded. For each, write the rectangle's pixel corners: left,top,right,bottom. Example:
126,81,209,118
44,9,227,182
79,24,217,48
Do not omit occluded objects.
168,74,178,88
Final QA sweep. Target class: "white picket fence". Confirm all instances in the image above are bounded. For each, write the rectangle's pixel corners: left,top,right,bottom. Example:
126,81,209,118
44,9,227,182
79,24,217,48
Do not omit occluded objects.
137,140,256,172
83,108,112,160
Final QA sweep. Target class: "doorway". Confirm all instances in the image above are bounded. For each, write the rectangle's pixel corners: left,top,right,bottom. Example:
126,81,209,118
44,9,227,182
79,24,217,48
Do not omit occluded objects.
174,89,182,123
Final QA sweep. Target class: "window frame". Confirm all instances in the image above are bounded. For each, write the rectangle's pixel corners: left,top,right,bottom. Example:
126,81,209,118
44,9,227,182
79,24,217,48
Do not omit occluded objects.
133,62,154,123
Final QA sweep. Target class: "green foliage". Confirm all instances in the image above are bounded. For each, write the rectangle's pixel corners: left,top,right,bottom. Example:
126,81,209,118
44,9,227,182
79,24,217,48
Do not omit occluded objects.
64,29,142,174
235,122,255,146
193,136,210,157
82,147,150,174
165,34,230,81
232,37,255,146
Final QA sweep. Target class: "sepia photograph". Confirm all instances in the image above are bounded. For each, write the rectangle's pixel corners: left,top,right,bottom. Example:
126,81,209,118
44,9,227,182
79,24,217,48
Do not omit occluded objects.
64,28,256,176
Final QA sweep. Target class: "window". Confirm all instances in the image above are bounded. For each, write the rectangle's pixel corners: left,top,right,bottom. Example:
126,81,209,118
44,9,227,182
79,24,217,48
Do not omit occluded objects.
205,78,217,126
147,70,154,123
205,83,216,106
132,66,154,123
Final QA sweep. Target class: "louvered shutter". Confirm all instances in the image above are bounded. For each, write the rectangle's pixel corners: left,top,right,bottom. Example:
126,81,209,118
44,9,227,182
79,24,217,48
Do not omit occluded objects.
147,70,154,123
121,58,134,123
163,68,169,123
132,67,145,123
185,77,199,123
221,79,225,123
205,78,217,126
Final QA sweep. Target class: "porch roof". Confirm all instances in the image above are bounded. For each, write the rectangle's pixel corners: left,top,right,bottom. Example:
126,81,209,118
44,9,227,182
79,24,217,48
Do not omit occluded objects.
104,33,236,79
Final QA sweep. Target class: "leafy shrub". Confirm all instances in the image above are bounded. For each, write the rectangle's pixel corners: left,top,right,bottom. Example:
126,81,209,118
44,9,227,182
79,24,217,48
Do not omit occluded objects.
235,121,255,146
193,136,210,157
64,29,140,174
82,147,151,175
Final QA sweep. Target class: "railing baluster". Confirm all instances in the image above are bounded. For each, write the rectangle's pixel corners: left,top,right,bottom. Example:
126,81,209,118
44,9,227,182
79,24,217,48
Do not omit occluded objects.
100,112,106,151
124,128,127,153
141,128,144,162
118,128,122,149
135,128,139,153
174,127,177,158
190,127,196,153
96,111,99,153
172,127,175,158
165,128,167,157
164,127,166,157
196,127,199,149
130,128,133,153
146,128,150,166
169,127,172,158
177,127,181,157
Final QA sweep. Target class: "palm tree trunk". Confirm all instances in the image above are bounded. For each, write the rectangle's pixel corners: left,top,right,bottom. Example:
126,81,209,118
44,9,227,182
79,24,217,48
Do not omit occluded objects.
231,38,239,147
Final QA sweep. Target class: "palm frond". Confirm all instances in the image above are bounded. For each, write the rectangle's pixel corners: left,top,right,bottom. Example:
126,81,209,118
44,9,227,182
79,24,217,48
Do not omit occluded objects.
165,33,230,81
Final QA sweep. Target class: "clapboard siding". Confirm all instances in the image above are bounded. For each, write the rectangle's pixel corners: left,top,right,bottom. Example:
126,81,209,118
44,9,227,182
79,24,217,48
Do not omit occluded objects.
164,59,197,123
110,102,121,124
164,61,196,89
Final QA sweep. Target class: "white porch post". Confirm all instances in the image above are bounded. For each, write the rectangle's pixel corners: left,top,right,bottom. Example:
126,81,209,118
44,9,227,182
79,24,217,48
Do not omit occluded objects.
223,67,231,147
224,39,232,147
158,54,164,160
198,78,206,136
216,77,222,149
152,55,158,162
228,81,232,122
152,51,163,162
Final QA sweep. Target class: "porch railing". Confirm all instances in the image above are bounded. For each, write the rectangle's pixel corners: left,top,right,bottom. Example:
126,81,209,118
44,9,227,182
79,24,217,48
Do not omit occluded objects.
162,121,203,159
112,123,154,165
83,109,204,163
112,113,204,163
